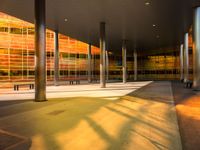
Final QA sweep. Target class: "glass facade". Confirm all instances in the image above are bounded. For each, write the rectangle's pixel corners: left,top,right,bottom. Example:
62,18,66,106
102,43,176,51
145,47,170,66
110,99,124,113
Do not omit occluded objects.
0,12,100,82
137,50,181,80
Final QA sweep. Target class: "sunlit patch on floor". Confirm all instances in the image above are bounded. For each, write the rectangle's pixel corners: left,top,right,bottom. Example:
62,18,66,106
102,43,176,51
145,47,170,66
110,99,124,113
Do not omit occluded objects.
102,97,120,101
55,120,107,150
30,134,46,150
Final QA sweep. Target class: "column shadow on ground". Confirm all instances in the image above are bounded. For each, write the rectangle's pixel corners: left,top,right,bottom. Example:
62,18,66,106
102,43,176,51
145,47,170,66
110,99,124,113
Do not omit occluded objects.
0,81,181,150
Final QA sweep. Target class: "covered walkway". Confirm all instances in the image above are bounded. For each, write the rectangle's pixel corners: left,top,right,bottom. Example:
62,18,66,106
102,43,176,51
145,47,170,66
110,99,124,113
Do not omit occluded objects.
0,0,200,149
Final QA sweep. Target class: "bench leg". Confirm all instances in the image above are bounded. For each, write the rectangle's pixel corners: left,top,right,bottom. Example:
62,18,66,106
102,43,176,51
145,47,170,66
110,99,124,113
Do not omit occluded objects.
190,83,192,88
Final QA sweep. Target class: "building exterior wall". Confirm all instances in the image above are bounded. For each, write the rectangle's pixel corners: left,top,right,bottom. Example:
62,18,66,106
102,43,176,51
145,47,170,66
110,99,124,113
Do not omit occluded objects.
0,12,100,82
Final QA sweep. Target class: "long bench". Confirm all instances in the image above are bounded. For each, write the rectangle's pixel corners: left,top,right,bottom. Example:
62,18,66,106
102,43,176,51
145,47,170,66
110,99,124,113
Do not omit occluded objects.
67,79,80,85
14,83,34,91
185,80,193,88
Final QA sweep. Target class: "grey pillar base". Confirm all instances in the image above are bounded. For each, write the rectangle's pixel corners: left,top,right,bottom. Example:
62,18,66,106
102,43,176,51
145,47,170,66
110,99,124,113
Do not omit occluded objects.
35,99,47,102
101,85,106,88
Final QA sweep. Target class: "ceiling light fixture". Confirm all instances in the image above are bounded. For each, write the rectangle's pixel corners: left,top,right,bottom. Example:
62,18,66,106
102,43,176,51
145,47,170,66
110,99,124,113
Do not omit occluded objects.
64,18,68,22
153,24,156,27
145,2,150,6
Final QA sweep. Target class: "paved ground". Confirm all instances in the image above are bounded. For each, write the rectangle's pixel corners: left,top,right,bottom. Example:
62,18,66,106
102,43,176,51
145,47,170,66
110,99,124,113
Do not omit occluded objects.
171,81,200,150
0,82,151,101
0,81,182,150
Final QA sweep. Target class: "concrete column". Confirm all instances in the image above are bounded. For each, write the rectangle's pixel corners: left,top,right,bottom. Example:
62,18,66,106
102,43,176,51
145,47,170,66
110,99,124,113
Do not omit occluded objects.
88,43,92,83
100,22,106,88
193,6,200,89
184,33,189,83
106,50,109,81
34,0,46,101
180,44,184,81
122,40,127,83
134,49,137,81
54,30,59,86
